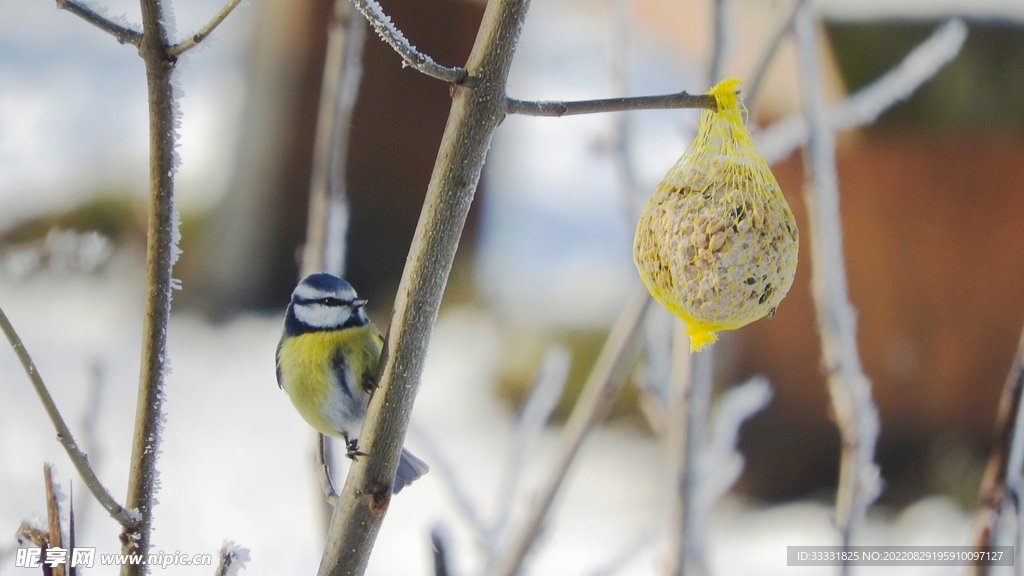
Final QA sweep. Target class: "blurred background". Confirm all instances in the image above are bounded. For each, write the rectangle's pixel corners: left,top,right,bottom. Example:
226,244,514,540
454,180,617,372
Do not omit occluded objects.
2,0,1024,573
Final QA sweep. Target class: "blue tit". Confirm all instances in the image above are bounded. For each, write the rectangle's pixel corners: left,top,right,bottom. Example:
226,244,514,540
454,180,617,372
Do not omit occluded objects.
276,272,429,494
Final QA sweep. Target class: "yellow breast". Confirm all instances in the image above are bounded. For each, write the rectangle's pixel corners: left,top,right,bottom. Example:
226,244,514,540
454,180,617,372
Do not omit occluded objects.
277,326,382,437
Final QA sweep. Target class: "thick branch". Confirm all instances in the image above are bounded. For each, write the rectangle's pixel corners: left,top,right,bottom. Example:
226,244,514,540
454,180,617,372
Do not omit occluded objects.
794,0,881,553
485,291,649,576
317,1,532,574
0,306,138,527
506,91,716,117
167,0,243,57
56,0,143,46
351,0,467,83
120,0,178,570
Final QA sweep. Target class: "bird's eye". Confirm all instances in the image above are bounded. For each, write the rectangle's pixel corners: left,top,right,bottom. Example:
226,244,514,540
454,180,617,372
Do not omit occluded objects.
320,297,344,306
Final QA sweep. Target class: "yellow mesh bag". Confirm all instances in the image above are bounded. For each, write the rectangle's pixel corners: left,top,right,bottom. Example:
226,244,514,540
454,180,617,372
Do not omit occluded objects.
633,78,799,352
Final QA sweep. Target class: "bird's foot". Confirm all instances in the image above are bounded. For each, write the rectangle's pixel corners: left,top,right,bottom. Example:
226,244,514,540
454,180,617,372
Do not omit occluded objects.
345,438,368,461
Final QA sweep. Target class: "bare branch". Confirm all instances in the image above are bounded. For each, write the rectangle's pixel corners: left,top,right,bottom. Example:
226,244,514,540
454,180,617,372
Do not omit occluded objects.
755,17,967,164
412,423,490,543
506,91,717,117
120,0,182,567
316,434,340,502
167,0,243,57
317,1,533,573
485,291,650,576
970,325,1024,576
302,0,367,516
55,0,142,46
302,0,365,278
0,305,139,527
487,345,571,556
44,464,65,576
430,524,453,576
744,0,800,113
664,324,712,576
214,541,250,576
794,0,881,553
351,0,467,83
708,0,727,85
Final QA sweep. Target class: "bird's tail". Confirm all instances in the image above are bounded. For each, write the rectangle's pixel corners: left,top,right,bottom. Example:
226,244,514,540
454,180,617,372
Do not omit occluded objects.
394,448,429,494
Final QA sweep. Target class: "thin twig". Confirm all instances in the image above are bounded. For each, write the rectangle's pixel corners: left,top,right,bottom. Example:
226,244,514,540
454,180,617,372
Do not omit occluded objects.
487,345,570,556
794,0,881,557
664,321,712,576
755,17,967,164
411,423,490,543
506,92,716,117
744,0,800,113
302,0,365,279
317,433,340,502
485,291,650,576
683,376,772,575
44,464,65,576
317,1,533,574
430,524,452,576
606,0,644,221
970,325,1024,576
213,541,250,576
75,359,106,532
69,484,77,576
708,0,727,85
350,0,467,83
301,0,366,519
0,306,138,527
167,0,244,57
55,0,142,46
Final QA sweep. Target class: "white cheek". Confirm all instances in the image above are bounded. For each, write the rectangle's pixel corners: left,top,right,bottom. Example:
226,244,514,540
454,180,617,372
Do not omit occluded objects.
295,304,352,328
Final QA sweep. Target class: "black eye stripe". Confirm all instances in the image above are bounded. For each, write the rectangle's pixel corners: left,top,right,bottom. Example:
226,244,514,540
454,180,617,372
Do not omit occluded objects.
295,296,349,307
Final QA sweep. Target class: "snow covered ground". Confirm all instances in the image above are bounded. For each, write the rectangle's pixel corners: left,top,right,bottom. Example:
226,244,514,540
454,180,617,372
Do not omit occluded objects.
0,259,979,576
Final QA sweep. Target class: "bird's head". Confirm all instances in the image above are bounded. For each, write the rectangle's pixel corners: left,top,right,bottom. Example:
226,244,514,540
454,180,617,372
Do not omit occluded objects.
286,273,369,333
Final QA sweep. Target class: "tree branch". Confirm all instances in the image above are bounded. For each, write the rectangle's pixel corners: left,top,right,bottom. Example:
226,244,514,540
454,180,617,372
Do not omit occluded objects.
55,0,143,46
120,0,180,569
167,0,243,58
744,0,799,113
316,434,340,502
0,306,138,527
754,17,967,164
316,1,532,574
506,91,717,117
485,291,649,576
300,0,366,514
707,0,727,85
664,321,711,576
302,0,365,279
794,0,881,556
970,325,1024,576
351,0,467,83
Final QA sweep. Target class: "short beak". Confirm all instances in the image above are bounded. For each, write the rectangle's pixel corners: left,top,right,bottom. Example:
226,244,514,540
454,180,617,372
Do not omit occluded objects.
352,298,368,308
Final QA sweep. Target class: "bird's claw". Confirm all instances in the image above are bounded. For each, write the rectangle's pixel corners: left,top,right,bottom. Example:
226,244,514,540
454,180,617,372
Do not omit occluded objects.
346,438,368,461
